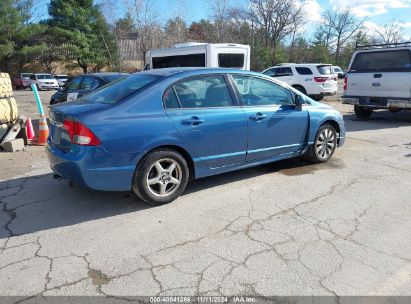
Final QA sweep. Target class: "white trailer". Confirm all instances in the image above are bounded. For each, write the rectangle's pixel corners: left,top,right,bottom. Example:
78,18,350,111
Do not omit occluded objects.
144,43,251,71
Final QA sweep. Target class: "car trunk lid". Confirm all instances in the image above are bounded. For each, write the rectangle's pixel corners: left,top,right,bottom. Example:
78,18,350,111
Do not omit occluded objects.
49,101,108,151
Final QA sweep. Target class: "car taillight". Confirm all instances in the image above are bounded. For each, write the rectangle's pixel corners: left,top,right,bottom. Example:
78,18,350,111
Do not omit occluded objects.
314,77,328,83
63,119,101,146
343,76,347,91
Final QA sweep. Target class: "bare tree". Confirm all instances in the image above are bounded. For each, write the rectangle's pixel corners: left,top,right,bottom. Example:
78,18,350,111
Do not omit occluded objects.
321,9,364,64
122,0,162,62
244,0,306,64
210,0,231,42
375,20,404,44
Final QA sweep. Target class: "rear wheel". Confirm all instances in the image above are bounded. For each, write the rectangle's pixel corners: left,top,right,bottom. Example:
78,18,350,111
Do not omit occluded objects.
132,149,189,205
304,124,337,163
292,85,306,95
354,105,373,118
311,95,324,101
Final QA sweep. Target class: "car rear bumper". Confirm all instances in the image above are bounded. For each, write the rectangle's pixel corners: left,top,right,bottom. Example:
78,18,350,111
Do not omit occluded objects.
342,96,411,108
46,141,136,191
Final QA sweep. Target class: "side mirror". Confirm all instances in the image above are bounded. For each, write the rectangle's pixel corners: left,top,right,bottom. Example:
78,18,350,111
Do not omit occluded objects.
295,94,304,106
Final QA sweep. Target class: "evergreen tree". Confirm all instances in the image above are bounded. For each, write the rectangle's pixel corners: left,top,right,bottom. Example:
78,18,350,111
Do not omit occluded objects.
0,0,47,72
47,0,117,74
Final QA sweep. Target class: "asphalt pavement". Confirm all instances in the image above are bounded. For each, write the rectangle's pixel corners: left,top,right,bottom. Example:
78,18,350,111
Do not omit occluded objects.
0,89,410,299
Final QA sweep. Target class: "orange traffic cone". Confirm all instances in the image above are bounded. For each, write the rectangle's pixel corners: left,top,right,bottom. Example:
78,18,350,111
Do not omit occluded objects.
26,118,36,142
37,115,49,145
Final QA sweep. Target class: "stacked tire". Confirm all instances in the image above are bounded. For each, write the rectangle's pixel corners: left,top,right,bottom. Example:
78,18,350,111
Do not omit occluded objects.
0,73,18,142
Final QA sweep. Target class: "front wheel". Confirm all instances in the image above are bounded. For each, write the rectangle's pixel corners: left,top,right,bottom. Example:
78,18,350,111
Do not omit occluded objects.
304,124,337,163
132,149,190,205
354,105,373,118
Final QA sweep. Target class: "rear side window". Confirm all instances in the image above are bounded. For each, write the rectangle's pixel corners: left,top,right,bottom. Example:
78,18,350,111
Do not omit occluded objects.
295,67,313,75
350,50,411,72
152,54,206,69
218,54,245,68
82,75,158,104
165,76,233,109
317,65,332,75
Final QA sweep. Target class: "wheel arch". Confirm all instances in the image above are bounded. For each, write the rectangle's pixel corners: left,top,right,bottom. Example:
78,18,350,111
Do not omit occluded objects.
320,119,341,145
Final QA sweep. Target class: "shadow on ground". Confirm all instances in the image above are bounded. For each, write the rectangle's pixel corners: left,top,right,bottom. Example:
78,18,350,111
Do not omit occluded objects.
0,157,342,238
344,110,411,132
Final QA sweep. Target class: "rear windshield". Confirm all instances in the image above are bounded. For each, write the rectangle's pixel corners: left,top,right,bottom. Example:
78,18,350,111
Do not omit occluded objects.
317,65,333,75
81,75,158,104
37,74,54,79
218,53,245,68
21,73,32,78
55,75,67,79
350,50,411,72
103,74,128,82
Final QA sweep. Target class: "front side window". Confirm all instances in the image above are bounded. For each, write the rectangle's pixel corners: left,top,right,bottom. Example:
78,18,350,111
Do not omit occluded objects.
165,76,234,109
295,67,313,75
66,77,83,91
80,76,99,90
232,75,294,106
218,53,245,68
350,50,411,72
273,67,293,77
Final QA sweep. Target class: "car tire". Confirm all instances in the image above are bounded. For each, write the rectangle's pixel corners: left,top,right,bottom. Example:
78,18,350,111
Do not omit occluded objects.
304,124,337,163
311,95,324,101
292,85,307,95
132,149,190,205
354,105,373,118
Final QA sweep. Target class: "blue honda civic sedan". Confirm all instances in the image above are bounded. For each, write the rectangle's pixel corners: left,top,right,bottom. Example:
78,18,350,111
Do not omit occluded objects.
47,68,345,205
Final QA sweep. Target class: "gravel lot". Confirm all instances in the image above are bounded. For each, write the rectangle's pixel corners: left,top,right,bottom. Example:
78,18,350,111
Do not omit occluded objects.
0,84,410,299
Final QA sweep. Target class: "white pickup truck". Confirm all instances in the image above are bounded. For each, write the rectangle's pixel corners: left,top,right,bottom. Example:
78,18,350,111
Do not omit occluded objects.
342,43,411,118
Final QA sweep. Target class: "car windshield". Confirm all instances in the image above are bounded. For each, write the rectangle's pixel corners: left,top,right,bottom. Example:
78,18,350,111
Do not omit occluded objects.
81,74,158,104
37,74,54,79
333,67,343,72
317,65,333,75
21,73,32,78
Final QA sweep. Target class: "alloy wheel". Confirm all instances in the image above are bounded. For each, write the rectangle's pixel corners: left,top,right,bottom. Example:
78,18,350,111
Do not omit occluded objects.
146,158,182,197
316,128,336,160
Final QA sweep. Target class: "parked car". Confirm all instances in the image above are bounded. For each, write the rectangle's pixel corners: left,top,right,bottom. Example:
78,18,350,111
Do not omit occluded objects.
342,42,411,118
50,72,129,105
54,74,68,87
332,66,345,78
12,73,33,89
30,73,59,91
262,63,338,101
47,68,345,205
144,42,251,70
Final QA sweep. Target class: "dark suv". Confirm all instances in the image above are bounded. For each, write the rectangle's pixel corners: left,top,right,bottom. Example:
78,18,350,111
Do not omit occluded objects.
50,73,129,105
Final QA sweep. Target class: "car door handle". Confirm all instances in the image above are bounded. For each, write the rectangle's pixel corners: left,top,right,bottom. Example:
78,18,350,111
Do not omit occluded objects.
249,113,267,121
181,116,204,126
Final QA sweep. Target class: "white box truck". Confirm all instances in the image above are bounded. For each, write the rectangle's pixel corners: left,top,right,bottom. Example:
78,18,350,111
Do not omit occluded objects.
144,43,251,71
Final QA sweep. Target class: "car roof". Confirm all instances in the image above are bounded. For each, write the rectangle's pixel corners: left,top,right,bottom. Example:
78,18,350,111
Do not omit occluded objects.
134,67,263,77
87,72,130,77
